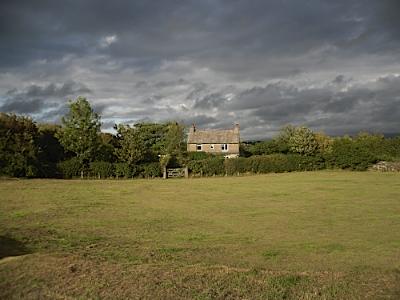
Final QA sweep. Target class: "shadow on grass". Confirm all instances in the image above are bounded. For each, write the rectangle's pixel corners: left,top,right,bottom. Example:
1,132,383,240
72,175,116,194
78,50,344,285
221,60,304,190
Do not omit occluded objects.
0,236,31,259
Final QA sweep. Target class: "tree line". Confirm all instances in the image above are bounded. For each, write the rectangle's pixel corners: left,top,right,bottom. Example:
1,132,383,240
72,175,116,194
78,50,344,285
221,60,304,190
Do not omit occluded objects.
1,96,399,178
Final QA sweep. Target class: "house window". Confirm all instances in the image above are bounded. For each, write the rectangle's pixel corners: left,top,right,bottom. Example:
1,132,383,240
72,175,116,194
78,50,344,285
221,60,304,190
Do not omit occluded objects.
196,144,202,151
221,144,228,151
210,144,214,150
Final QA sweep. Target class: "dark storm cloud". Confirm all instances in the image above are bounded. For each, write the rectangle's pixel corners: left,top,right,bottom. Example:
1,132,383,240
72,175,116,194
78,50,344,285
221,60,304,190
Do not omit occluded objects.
0,81,91,114
1,0,400,138
228,74,400,136
2,0,399,71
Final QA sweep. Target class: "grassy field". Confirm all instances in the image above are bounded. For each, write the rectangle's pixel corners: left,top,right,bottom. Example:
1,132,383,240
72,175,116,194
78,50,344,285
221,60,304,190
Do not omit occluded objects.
0,171,399,299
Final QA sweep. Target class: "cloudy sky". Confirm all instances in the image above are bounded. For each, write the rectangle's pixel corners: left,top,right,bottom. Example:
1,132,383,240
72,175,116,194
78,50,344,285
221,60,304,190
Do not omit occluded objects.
1,0,400,139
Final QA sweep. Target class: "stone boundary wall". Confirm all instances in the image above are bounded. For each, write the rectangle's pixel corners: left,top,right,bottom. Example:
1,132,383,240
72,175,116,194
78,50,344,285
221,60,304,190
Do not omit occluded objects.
370,161,400,172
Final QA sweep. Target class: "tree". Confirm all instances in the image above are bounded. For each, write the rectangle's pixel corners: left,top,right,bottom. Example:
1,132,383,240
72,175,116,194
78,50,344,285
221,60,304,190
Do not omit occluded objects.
288,126,318,156
56,97,101,164
0,113,39,177
114,124,146,166
274,125,296,154
37,123,66,177
163,122,186,165
133,122,169,161
97,132,118,162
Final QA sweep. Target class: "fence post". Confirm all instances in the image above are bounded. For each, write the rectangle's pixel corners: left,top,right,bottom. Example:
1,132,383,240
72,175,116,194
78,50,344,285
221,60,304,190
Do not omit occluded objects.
163,166,167,179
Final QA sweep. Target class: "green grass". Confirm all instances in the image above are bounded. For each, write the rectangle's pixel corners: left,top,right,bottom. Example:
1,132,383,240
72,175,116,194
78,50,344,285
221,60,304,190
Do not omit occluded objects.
1,171,400,299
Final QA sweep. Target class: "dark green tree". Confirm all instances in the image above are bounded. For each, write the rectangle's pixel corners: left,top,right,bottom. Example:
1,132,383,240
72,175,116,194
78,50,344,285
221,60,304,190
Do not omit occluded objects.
0,113,39,177
37,123,66,177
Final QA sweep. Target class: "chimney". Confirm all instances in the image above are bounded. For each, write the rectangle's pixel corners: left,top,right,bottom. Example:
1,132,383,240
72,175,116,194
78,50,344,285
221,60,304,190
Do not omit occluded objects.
234,123,240,133
189,123,196,133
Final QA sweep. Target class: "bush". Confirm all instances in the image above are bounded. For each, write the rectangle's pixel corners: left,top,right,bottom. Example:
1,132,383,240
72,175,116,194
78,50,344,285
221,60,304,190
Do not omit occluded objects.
140,162,161,178
187,152,211,160
188,157,225,176
90,161,115,178
224,157,249,175
57,157,83,178
114,163,134,179
325,138,377,170
188,154,326,176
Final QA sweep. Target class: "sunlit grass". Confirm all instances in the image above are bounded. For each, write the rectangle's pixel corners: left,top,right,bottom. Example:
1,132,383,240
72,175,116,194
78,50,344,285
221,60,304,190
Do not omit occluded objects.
1,171,399,299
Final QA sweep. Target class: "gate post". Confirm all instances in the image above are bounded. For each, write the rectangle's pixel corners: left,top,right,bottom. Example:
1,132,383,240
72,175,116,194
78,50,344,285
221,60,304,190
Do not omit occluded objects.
163,166,167,179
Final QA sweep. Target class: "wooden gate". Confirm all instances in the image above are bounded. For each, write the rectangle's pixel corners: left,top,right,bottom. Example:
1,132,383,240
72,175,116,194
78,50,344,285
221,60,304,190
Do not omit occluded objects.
163,167,188,179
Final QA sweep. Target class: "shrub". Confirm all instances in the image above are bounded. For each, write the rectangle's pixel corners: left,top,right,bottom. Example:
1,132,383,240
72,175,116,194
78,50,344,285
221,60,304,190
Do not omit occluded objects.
187,151,211,160
140,162,162,178
90,161,115,178
325,137,377,170
224,157,249,175
188,157,224,176
114,163,134,179
57,157,83,178
188,154,326,176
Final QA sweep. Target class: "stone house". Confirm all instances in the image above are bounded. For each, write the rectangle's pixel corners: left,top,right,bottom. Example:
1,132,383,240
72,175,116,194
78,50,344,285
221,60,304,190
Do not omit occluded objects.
187,124,240,158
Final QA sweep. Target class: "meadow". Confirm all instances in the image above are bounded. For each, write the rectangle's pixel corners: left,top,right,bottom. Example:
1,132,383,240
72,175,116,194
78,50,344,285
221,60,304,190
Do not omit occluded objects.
1,171,399,299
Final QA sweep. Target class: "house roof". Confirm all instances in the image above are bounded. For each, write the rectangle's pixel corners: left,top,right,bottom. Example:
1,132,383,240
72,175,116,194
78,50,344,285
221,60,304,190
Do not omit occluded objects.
187,128,240,144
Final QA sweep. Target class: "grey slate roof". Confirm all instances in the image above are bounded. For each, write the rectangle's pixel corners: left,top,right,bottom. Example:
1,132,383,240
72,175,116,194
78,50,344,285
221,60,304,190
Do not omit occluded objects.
187,128,240,144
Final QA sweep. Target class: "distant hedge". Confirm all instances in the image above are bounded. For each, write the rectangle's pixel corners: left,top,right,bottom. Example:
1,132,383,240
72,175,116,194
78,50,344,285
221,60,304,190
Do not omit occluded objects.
188,154,326,176
56,135,398,179
57,161,162,179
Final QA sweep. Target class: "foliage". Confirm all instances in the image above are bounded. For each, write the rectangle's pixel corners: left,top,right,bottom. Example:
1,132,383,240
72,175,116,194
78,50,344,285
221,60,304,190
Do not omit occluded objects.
163,122,186,164
189,154,325,176
90,161,115,178
275,125,296,154
325,137,377,170
36,124,65,177
57,157,83,178
97,133,118,162
187,151,212,160
384,137,400,160
56,97,101,164
139,162,162,178
115,124,147,166
134,122,169,160
2,104,399,179
187,157,225,176
0,113,39,177
114,162,134,179
245,140,284,156
314,132,333,155
287,126,318,156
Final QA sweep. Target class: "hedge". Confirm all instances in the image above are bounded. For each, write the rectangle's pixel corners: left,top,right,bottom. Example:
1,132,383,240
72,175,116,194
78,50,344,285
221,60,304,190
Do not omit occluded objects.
325,138,377,170
57,157,83,178
90,161,115,178
188,154,326,176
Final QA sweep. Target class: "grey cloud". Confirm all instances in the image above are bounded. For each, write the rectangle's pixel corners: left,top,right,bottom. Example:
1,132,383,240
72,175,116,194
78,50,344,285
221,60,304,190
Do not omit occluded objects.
1,1,400,139
0,81,91,114
0,98,46,114
193,93,227,110
154,78,187,88
231,75,400,137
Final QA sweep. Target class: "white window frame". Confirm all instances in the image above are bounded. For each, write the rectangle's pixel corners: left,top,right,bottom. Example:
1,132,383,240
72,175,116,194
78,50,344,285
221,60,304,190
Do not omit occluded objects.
196,144,203,151
221,144,228,152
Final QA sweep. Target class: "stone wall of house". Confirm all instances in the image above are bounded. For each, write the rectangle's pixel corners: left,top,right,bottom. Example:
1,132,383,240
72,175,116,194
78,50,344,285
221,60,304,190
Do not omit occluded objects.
187,143,239,154
370,161,400,172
